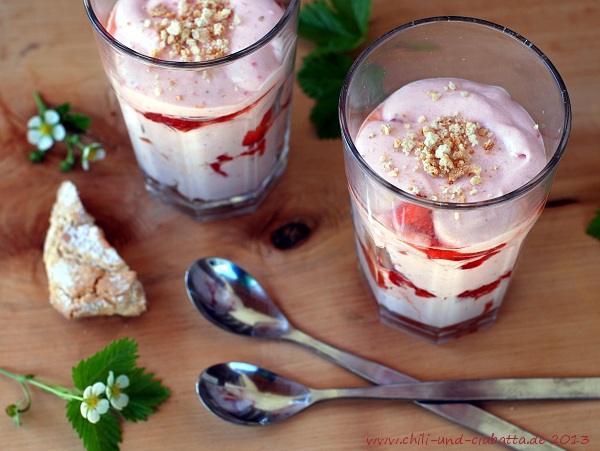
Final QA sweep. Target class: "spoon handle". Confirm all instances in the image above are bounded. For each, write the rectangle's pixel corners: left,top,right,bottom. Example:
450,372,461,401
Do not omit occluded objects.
285,328,565,451
321,377,600,402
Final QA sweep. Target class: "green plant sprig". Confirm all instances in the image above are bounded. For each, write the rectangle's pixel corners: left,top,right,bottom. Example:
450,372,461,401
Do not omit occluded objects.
1,338,170,451
27,91,105,172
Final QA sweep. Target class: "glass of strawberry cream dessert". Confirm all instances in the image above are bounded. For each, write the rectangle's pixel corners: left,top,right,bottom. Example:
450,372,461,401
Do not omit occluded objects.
83,0,299,220
340,17,571,343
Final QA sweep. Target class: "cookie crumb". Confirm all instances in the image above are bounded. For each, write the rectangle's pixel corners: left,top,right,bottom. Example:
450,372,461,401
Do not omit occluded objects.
148,0,236,62
427,91,441,101
408,115,493,191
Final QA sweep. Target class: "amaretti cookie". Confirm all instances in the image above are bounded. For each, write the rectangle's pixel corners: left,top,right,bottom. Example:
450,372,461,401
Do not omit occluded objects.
43,181,146,318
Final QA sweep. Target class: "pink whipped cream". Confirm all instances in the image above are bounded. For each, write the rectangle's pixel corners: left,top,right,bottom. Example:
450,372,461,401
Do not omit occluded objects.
107,0,285,111
351,78,547,341
103,0,294,204
356,78,545,205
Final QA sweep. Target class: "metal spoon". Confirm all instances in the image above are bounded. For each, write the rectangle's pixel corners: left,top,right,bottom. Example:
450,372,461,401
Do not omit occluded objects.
198,362,600,426
185,257,565,450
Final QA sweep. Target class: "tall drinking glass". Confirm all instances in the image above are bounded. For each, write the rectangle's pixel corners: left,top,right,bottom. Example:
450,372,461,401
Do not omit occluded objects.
83,0,299,220
340,17,571,343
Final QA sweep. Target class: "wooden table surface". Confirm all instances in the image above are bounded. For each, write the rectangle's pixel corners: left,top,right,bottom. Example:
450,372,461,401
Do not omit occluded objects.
1,0,599,450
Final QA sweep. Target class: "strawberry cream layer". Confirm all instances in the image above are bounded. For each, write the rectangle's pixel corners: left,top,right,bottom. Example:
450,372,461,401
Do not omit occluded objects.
105,0,292,202
352,78,546,337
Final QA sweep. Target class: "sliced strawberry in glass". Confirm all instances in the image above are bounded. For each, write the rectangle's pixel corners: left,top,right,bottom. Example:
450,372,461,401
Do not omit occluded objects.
392,201,435,245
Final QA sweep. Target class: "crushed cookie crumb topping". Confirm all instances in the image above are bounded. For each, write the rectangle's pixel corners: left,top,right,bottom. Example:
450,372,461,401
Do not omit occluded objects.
427,91,441,101
379,154,399,177
358,81,536,203
399,115,494,189
146,0,238,62
381,123,392,135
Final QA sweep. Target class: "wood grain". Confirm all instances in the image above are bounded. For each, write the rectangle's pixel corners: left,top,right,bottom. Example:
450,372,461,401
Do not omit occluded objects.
1,0,599,450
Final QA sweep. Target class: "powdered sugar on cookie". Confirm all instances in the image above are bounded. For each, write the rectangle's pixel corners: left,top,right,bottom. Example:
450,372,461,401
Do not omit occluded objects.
43,181,147,319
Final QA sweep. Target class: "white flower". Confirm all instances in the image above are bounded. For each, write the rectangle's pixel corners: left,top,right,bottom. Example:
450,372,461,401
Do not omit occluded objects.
27,109,66,151
81,142,106,171
80,382,110,424
106,371,129,410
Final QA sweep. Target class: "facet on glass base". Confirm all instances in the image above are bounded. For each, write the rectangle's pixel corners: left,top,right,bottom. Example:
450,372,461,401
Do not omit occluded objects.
377,303,499,345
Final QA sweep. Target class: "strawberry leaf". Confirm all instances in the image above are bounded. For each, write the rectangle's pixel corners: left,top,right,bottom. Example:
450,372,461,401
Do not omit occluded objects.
66,399,122,451
71,338,138,391
586,207,600,240
297,0,372,138
119,367,171,423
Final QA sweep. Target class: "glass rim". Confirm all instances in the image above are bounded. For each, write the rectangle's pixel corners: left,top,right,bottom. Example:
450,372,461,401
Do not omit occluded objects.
339,15,572,210
82,0,300,69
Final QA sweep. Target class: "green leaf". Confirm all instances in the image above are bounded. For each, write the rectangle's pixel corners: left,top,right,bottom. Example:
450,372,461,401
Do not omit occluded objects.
55,102,72,118
67,338,169,450
71,339,138,391
298,52,354,139
299,0,371,54
119,367,171,422
64,113,92,132
331,0,371,36
43,99,91,132
297,0,372,139
297,52,354,100
72,338,169,422
311,95,343,139
586,207,600,240
66,400,122,451
29,150,46,163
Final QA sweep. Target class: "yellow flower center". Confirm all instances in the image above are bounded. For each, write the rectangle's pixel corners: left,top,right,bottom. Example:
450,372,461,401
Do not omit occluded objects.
39,122,53,136
87,395,100,409
111,385,122,397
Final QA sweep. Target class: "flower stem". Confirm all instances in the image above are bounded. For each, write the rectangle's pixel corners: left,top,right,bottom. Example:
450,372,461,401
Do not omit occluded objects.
0,368,83,402
33,91,47,115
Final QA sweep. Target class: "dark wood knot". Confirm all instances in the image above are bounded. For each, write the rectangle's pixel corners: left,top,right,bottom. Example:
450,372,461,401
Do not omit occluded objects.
270,221,312,250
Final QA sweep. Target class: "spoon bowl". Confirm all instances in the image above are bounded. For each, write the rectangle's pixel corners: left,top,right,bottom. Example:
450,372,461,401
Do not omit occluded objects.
185,257,290,338
198,362,312,426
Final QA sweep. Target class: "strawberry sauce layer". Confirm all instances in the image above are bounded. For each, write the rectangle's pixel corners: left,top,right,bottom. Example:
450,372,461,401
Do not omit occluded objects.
359,235,512,301
393,201,507,268
458,271,512,300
